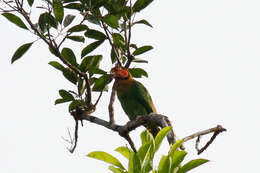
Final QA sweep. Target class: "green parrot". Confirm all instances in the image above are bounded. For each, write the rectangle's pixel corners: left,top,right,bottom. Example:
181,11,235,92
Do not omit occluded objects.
110,66,160,137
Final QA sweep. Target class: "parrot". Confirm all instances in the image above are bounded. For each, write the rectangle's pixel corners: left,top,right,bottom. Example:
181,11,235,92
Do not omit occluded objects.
110,65,160,137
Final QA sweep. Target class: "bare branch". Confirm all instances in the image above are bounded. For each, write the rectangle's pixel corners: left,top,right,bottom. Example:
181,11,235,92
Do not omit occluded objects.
183,125,227,154
108,83,116,124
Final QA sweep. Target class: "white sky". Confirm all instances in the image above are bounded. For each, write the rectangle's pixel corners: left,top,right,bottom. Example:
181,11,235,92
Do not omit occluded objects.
1,0,260,172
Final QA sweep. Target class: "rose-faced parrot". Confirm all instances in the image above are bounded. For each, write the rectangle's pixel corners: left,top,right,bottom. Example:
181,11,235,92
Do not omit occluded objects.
110,66,159,137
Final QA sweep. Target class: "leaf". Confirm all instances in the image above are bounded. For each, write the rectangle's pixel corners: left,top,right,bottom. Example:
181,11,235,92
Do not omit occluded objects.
132,58,148,64
110,48,117,63
48,61,65,71
61,48,78,67
11,42,33,64
69,100,83,111
140,130,154,145
133,0,154,12
81,40,105,57
158,155,171,173
171,151,187,170
169,139,184,156
128,152,141,173
133,19,153,28
177,159,209,173
2,13,28,30
88,67,107,76
87,151,125,169
112,33,125,48
79,55,102,72
85,14,101,26
154,126,172,153
92,74,112,92
137,143,151,164
133,45,153,56
38,12,58,32
55,98,70,105
115,146,131,159
77,78,86,96
59,89,74,100
67,35,85,43
62,68,78,84
109,166,125,173
84,29,107,40
128,68,148,78
27,0,34,6
63,14,76,27
68,24,88,32
64,3,83,11
103,14,119,29
53,0,64,23
49,46,60,57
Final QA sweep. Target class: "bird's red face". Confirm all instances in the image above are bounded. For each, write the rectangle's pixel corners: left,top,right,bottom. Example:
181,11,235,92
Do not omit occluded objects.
110,66,129,79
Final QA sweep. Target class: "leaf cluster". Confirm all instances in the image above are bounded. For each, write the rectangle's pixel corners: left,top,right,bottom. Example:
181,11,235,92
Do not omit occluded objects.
88,127,209,173
1,0,155,112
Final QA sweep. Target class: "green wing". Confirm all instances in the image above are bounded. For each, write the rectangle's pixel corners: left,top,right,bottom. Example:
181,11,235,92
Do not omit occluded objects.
132,80,157,114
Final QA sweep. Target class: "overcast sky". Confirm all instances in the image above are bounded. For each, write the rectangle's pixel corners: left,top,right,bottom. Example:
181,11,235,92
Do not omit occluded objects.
1,0,260,172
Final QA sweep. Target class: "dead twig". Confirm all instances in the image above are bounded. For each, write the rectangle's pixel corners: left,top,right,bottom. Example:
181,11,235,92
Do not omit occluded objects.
183,125,227,154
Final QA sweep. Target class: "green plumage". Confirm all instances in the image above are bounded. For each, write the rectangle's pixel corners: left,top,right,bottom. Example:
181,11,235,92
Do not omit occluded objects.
115,78,159,137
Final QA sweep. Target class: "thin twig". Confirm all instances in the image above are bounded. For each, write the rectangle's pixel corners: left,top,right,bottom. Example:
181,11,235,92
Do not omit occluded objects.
108,83,116,124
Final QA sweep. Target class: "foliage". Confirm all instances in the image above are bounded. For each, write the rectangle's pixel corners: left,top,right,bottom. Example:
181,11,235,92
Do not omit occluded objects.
87,127,209,173
1,0,154,113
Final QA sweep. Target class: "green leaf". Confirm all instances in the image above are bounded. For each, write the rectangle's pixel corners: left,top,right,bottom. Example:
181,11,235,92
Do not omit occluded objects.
85,14,101,26
133,19,153,28
137,143,151,164
67,35,85,43
59,89,74,100
87,151,125,169
133,0,154,12
38,12,58,32
109,166,125,173
129,68,148,78
158,155,171,173
140,130,154,145
128,152,141,173
63,14,76,27
177,159,209,173
11,42,33,64
171,151,187,170
79,55,102,72
84,29,107,40
132,58,148,63
27,0,34,6
69,100,83,111
154,126,172,153
68,24,88,32
49,46,60,57
77,78,86,96
88,67,107,76
62,68,78,84
112,33,125,48
2,13,28,30
169,139,184,156
48,61,65,71
55,98,70,105
61,48,78,67
81,40,105,57
53,0,64,23
115,146,131,159
92,74,112,92
64,3,84,11
110,48,117,63
103,14,119,29
133,45,153,56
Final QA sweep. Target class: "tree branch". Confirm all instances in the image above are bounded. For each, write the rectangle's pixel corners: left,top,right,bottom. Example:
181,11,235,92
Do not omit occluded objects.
183,125,227,154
